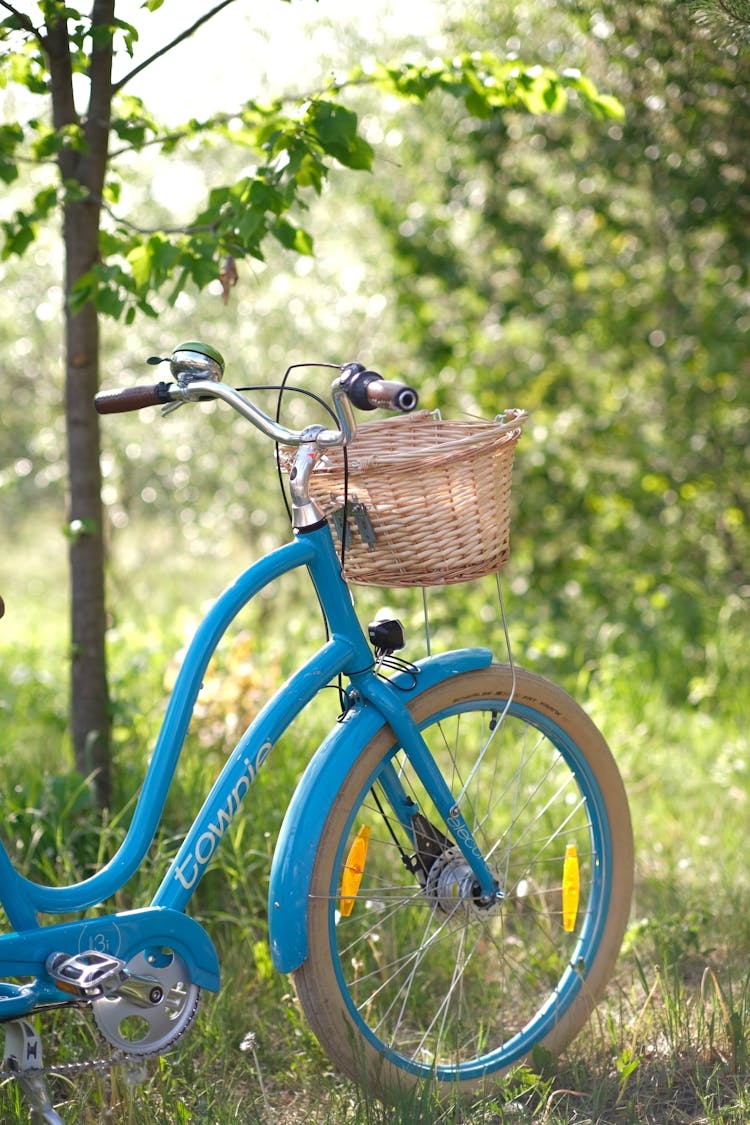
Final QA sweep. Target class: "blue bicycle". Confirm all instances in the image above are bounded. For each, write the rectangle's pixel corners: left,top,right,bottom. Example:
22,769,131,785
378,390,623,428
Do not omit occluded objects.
0,343,633,1121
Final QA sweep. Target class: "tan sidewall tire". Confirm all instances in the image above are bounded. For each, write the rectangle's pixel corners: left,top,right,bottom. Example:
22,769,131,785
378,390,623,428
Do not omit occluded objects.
294,665,634,1099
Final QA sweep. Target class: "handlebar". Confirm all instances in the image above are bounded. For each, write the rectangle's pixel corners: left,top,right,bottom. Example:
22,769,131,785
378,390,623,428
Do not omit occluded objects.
94,347,418,450
337,362,419,413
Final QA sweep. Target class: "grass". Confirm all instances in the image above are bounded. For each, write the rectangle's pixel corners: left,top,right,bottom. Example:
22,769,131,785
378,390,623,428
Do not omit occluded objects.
0,519,748,1123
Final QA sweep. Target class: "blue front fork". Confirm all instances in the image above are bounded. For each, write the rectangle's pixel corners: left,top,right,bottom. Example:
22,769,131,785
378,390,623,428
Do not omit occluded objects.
351,672,501,902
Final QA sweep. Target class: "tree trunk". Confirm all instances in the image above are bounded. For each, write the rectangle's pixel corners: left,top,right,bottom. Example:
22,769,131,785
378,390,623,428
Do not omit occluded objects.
46,2,116,806
64,217,111,808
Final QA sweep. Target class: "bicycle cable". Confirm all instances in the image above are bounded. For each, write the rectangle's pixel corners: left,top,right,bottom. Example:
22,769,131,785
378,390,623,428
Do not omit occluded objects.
453,572,517,809
244,365,350,711
369,782,419,875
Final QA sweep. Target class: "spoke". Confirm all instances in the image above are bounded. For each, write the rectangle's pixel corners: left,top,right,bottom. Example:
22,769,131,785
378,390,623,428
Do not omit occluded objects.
314,681,617,1084
411,907,483,1062
386,904,444,1044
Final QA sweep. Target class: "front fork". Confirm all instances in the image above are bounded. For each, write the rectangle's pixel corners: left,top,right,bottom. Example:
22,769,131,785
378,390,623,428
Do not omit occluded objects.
355,675,503,905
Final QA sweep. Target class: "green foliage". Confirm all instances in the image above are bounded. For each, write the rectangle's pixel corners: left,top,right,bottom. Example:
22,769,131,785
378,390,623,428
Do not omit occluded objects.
0,4,622,322
359,0,749,700
691,0,750,47
1,600,749,1119
372,52,624,120
0,122,23,182
0,2,748,1115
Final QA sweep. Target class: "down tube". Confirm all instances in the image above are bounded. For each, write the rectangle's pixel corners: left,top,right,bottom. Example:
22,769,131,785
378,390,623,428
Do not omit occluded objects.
17,534,320,917
151,633,354,912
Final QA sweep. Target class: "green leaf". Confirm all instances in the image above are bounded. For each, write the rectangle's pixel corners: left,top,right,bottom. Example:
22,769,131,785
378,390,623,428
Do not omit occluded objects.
0,122,23,184
1,216,36,258
64,518,98,542
0,182,59,258
102,179,121,205
127,242,152,290
32,185,58,220
62,178,89,204
306,101,374,170
464,88,491,119
110,94,160,148
0,159,19,185
238,209,266,246
272,219,313,255
562,69,625,120
114,17,139,57
378,61,445,100
594,93,626,121
248,179,284,215
68,271,99,315
7,50,49,96
95,282,126,319
340,134,375,172
31,122,88,160
294,151,326,192
150,235,180,278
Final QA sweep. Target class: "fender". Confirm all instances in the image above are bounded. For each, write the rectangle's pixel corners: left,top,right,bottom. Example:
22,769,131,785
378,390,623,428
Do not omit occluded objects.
268,648,492,973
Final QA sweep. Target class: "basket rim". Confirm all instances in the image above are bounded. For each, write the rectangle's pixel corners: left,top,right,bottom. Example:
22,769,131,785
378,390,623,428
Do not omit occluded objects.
310,408,528,468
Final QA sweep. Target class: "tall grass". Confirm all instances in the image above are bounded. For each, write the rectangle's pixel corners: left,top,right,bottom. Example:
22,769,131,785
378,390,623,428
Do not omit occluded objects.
0,518,748,1122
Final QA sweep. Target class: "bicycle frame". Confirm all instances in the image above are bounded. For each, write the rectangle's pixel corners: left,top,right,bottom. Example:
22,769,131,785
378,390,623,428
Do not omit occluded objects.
0,517,495,1017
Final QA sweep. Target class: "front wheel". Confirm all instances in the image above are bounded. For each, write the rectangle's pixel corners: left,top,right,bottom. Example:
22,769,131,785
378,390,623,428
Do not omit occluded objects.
293,665,633,1099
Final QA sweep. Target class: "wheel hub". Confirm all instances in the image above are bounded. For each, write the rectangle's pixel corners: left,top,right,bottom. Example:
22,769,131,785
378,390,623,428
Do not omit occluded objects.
425,846,500,916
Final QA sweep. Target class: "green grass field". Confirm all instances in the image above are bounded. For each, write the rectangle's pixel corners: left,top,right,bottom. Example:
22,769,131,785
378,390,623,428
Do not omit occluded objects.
0,516,747,1124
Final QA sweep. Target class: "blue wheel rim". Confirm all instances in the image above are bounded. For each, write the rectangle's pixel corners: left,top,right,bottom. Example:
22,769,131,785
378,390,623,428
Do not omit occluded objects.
326,694,614,1080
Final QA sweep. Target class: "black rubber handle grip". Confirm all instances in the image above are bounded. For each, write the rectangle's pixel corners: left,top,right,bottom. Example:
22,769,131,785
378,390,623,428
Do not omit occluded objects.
94,382,173,414
364,379,419,413
338,365,418,413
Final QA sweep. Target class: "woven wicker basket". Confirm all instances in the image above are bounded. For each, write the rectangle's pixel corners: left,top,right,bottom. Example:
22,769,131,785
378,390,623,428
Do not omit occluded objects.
283,408,527,587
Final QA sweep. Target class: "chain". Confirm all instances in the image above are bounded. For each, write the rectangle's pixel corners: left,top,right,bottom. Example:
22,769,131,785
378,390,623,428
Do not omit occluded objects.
1,962,201,1101
0,1050,129,1080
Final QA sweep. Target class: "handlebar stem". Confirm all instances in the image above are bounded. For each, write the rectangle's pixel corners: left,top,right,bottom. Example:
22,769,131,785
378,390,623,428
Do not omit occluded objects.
288,429,329,530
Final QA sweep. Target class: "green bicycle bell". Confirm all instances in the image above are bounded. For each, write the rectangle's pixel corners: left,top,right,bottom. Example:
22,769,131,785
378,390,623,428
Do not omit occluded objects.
169,340,225,383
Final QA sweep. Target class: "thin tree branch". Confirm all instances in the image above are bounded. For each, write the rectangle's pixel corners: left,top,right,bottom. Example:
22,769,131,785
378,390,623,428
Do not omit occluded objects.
107,116,232,161
97,195,219,237
105,75,371,161
111,0,240,96
0,1,46,44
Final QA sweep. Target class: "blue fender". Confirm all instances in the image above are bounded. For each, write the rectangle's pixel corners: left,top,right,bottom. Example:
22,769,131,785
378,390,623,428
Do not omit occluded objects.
268,648,492,973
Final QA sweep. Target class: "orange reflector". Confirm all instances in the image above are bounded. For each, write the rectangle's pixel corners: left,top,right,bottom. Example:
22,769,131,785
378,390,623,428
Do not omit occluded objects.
340,825,371,917
562,843,580,933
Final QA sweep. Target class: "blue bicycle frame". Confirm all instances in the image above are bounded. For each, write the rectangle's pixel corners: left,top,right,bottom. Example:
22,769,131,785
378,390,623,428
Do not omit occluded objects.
0,517,494,1016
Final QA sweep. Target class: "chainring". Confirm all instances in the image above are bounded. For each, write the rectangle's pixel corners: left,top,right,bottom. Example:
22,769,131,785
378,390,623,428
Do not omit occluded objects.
91,947,201,1056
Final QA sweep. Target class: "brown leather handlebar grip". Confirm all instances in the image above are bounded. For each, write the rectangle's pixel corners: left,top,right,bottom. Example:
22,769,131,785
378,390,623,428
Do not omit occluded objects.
94,383,172,414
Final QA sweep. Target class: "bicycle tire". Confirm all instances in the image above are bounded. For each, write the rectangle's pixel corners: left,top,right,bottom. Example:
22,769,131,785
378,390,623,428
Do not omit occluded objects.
293,664,633,1099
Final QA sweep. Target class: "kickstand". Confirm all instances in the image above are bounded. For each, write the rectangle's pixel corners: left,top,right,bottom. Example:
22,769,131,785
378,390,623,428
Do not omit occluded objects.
3,1019,66,1125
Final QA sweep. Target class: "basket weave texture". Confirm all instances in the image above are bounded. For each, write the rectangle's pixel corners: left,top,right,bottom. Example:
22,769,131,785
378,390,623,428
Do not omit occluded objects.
290,409,526,587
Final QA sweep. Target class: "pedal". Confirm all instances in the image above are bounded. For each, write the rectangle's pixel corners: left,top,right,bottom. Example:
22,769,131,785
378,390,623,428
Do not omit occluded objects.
45,950,128,999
